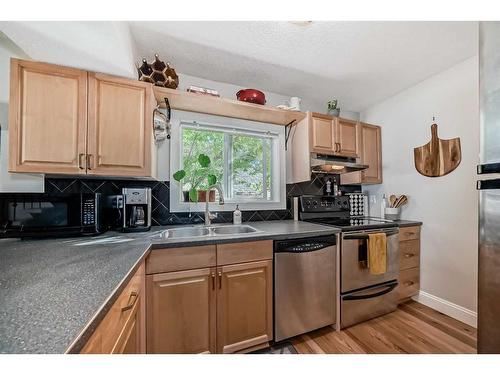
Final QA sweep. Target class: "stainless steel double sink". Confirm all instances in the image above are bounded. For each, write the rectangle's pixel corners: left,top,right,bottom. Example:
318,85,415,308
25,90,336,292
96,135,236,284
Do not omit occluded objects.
160,224,259,239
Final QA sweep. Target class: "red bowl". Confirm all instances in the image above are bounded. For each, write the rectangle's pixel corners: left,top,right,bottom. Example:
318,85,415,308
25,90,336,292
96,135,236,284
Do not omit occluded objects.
236,89,266,105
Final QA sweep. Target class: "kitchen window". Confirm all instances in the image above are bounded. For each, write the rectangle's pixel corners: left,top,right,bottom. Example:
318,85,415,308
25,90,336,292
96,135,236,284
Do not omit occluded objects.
169,110,286,212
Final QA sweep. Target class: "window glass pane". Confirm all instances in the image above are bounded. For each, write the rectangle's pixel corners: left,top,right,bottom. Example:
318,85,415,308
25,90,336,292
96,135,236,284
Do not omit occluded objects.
232,134,271,200
179,123,277,204
181,127,224,192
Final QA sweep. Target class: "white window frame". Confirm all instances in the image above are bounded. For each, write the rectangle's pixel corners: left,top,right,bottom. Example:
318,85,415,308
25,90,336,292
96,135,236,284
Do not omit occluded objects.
169,110,286,212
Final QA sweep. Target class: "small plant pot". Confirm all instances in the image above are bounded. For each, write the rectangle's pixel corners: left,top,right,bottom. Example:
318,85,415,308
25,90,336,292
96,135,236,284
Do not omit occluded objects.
182,191,190,202
197,190,207,202
328,108,340,117
385,207,401,221
197,190,216,202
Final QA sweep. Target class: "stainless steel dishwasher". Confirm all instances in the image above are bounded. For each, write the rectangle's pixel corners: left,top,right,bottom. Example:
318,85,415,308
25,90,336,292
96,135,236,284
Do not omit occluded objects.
274,235,337,342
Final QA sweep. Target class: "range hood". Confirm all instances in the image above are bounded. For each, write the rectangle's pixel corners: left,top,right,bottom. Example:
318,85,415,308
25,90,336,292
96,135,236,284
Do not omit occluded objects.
310,154,368,174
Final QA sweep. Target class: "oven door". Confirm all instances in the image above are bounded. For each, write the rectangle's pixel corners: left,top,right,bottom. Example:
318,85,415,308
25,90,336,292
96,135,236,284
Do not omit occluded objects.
341,228,399,293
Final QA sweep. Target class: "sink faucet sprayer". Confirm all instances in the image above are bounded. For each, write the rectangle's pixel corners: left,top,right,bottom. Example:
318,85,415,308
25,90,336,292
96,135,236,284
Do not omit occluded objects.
205,184,224,226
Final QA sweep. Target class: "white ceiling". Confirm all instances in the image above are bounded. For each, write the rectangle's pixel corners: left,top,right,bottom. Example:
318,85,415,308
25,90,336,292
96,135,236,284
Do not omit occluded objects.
129,21,478,112
0,21,478,113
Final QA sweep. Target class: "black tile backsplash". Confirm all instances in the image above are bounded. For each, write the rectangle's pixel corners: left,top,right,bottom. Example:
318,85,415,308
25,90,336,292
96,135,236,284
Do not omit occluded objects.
1,175,360,226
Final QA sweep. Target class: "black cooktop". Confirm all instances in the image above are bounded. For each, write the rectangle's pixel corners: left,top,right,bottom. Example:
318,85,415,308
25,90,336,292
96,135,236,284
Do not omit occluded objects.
304,217,398,232
298,195,399,232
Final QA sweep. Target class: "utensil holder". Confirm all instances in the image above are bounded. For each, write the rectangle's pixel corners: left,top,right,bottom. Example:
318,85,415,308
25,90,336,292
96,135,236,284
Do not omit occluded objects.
385,207,401,220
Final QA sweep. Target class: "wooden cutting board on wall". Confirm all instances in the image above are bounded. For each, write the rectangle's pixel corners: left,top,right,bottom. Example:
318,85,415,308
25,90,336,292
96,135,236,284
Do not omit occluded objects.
414,123,461,177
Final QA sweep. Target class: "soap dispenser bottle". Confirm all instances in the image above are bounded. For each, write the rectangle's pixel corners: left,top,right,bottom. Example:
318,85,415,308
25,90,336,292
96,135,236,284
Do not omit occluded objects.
381,194,387,219
233,205,242,225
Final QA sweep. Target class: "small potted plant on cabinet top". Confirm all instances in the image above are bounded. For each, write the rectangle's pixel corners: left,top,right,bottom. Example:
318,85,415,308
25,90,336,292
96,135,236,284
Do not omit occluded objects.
327,100,340,117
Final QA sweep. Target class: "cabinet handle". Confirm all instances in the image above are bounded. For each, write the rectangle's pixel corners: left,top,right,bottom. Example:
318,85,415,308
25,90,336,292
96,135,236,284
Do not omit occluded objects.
404,253,415,258
211,272,215,290
86,154,93,170
404,281,415,287
218,271,222,289
78,154,85,169
121,291,138,312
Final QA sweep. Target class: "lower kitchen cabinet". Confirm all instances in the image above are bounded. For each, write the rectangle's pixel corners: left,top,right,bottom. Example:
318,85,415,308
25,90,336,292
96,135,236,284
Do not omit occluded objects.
146,268,217,354
217,260,273,354
80,262,146,354
145,241,273,354
397,226,421,303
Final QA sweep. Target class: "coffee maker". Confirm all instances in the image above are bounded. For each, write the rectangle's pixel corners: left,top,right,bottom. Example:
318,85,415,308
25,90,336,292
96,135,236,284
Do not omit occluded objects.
104,188,152,232
122,188,151,232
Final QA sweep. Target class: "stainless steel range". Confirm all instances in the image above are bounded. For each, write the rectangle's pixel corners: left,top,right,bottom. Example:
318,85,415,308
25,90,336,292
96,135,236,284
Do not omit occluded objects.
298,195,400,328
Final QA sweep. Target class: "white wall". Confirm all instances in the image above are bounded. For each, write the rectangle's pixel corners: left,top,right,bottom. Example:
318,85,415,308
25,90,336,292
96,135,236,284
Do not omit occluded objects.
178,73,360,119
156,73,359,181
362,57,479,324
0,36,44,192
0,24,360,184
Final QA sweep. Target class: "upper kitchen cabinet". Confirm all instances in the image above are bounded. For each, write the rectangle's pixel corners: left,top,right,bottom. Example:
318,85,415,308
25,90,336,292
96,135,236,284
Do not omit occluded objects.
8,59,157,178
341,122,382,185
335,117,359,157
309,113,359,157
287,112,362,183
87,73,156,177
8,59,88,174
310,115,335,153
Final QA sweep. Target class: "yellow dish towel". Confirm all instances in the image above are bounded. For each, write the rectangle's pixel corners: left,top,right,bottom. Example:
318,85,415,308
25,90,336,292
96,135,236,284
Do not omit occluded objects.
367,233,387,275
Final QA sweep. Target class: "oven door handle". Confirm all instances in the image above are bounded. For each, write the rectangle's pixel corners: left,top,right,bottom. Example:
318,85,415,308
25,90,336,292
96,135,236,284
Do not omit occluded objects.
343,230,399,240
342,282,398,301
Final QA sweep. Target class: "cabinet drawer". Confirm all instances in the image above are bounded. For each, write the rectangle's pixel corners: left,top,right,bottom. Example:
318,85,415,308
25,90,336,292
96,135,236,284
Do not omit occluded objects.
399,226,420,241
217,240,273,266
146,245,216,274
400,240,420,270
81,263,144,353
398,267,420,302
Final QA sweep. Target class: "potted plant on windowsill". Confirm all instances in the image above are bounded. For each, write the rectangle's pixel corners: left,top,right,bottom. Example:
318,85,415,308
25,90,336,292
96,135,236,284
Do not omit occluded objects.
173,153,218,203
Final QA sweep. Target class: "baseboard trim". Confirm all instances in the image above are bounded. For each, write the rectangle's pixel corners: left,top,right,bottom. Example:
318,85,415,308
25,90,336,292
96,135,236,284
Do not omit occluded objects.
412,290,477,328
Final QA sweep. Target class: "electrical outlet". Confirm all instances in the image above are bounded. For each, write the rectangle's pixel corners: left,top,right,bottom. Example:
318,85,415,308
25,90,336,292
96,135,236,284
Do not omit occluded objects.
370,195,377,205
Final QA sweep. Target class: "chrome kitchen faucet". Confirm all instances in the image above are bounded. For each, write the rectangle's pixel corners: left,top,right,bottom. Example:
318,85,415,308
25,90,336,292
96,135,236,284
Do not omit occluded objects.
204,184,225,226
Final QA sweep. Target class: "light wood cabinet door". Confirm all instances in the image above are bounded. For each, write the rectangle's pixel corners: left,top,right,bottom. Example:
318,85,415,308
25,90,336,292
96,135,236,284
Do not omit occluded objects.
81,263,145,354
111,294,142,354
310,116,335,154
147,267,216,354
335,118,359,157
87,73,155,177
341,123,382,185
360,123,382,183
217,260,273,353
8,59,87,174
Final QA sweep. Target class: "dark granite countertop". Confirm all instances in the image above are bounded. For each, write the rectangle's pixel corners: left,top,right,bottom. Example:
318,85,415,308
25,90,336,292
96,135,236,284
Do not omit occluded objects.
0,220,340,354
393,219,423,228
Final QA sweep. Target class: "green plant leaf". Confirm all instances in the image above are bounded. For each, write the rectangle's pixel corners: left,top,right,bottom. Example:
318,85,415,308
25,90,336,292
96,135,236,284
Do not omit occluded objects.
198,154,211,168
189,188,198,203
173,169,186,182
207,174,217,186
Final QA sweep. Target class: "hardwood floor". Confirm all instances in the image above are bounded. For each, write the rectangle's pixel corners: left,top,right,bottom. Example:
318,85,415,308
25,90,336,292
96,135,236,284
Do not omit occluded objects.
292,301,477,354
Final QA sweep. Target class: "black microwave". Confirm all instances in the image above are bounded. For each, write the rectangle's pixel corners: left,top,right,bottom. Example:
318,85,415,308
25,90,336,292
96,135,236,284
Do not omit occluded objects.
0,193,103,238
